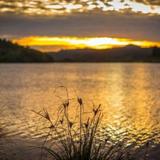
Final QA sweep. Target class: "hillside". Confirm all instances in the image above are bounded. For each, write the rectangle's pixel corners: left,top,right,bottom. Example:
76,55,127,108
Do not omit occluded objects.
0,39,160,62
0,39,54,62
50,45,160,62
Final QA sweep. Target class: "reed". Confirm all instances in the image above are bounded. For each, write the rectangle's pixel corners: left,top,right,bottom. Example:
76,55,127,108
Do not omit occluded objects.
34,95,140,160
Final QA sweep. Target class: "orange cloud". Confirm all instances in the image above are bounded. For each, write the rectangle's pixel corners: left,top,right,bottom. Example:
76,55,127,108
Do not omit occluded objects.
13,36,160,51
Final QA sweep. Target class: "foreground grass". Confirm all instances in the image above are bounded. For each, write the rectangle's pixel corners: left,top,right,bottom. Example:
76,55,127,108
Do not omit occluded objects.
34,92,149,160
0,96,153,160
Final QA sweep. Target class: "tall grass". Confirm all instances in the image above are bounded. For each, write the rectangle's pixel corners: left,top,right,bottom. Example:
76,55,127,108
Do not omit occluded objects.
34,94,142,160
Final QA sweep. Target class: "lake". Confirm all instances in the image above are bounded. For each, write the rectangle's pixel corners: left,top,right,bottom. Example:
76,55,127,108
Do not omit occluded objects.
0,63,160,159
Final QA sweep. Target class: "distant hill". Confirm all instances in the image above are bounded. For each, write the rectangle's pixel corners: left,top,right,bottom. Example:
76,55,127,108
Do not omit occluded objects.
49,45,160,62
0,39,54,62
0,39,160,62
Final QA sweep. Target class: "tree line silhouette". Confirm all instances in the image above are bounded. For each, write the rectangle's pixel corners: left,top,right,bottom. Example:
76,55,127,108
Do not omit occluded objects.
0,38,54,62
0,38,160,62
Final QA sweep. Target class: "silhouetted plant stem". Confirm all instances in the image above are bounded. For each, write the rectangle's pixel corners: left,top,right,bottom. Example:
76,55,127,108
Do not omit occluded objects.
33,93,150,160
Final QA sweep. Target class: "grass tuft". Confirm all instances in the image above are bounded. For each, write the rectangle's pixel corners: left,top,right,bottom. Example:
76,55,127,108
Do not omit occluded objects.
34,95,142,160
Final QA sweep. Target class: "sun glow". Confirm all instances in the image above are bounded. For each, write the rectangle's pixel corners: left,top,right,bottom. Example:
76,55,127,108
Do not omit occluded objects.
13,36,160,51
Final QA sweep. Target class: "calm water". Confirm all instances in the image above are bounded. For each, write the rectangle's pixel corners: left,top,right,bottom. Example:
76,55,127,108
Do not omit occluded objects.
0,63,160,159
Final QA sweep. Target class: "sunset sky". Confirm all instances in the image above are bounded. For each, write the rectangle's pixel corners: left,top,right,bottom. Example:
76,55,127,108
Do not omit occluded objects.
0,0,160,51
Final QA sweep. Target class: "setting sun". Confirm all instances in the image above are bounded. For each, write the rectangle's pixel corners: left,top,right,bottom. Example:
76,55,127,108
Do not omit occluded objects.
0,0,160,159
13,36,160,51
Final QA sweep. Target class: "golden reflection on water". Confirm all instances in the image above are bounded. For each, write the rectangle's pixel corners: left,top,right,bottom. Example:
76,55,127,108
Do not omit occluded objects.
89,64,160,144
130,66,153,131
128,65,160,144
0,64,160,146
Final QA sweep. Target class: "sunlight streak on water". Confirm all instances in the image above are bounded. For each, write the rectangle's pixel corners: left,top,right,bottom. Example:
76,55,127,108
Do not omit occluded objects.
0,63,160,158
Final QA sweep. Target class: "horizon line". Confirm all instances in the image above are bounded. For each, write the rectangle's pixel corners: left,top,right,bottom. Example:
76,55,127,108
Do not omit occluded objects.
11,36,160,52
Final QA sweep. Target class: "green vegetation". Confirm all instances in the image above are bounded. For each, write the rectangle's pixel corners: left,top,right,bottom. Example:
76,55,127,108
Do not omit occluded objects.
0,39,54,62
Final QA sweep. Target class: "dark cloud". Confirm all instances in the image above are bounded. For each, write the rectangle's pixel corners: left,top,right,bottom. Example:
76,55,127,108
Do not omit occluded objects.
0,1,159,41
0,11,160,41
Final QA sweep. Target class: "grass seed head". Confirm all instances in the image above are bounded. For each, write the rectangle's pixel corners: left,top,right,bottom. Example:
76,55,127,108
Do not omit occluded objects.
77,97,83,106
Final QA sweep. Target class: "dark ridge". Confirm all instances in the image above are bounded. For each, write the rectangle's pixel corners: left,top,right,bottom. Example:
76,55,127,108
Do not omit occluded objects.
0,38,160,63
49,45,160,62
0,38,54,62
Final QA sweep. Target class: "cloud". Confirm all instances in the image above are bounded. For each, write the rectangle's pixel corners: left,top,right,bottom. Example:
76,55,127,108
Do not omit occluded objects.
0,11,160,41
134,0,160,5
0,1,159,41
13,36,160,52
0,0,160,16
